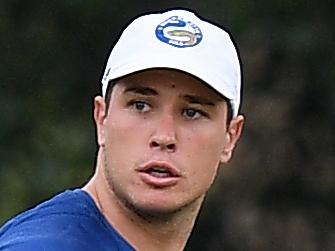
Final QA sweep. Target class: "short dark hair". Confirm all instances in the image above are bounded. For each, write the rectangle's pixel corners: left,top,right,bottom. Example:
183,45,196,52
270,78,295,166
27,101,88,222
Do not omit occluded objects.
104,80,116,113
103,80,233,124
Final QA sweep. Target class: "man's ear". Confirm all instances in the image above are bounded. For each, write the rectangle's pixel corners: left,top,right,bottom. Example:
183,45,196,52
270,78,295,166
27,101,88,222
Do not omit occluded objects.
220,115,245,163
94,96,107,147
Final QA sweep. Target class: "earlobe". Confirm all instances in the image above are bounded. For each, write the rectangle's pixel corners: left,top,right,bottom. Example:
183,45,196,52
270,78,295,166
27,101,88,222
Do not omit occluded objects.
94,96,107,147
220,115,245,163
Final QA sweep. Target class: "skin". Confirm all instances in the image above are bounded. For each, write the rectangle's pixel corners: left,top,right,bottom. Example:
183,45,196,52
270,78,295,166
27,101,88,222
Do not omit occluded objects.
84,69,244,251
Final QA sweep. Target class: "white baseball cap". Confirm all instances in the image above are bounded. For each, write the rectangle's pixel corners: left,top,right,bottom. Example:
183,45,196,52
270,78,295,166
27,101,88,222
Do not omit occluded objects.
101,8,242,117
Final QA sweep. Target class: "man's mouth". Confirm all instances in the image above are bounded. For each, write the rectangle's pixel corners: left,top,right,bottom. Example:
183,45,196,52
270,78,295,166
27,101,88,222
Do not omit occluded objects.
147,167,171,178
137,161,181,187
144,166,177,178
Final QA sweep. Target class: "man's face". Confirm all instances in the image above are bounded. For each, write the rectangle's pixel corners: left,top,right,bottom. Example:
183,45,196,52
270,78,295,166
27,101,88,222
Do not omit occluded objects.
94,69,244,216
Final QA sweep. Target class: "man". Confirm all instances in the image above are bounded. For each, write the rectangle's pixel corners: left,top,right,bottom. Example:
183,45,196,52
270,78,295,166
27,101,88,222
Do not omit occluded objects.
0,8,244,251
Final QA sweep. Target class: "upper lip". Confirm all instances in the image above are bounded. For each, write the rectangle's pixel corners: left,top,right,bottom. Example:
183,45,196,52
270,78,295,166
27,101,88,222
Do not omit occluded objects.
137,161,181,177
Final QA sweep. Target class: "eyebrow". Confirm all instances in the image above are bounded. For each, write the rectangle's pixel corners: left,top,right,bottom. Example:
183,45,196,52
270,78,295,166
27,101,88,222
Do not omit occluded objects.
123,86,158,96
123,86,219,106
183,95,217,106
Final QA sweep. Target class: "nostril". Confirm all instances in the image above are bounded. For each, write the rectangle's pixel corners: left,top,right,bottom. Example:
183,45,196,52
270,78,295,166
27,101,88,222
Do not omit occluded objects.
150,140,176,151
166,144,175,150
150,141,160,148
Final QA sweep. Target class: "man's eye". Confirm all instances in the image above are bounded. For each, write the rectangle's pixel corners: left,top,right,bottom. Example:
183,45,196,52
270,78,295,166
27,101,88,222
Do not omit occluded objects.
131,101,151,112
182,108,205,119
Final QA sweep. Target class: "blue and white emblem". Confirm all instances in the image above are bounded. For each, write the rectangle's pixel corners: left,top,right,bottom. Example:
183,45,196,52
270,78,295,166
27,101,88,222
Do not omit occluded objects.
155,16,203,48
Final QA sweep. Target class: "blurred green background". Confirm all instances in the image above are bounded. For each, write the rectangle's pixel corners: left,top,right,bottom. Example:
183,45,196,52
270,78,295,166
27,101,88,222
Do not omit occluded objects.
0,1,334,250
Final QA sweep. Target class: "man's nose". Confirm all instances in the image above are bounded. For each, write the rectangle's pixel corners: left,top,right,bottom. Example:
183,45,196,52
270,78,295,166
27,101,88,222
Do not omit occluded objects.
149,114,177,152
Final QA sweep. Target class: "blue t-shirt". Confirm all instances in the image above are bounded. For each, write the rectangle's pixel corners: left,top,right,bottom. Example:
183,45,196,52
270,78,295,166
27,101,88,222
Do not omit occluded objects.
0,189,135,251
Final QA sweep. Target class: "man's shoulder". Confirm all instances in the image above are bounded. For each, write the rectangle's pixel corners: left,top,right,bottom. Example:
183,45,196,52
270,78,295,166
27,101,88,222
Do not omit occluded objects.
0,189,135,251
1,189,94,232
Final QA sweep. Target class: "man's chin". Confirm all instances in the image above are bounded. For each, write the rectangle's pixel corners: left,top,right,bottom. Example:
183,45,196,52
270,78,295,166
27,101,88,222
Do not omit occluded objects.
125,201,182,221
123,195,204,223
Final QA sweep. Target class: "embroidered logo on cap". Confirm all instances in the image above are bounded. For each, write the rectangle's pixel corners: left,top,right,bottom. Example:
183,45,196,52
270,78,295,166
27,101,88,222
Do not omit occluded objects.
155,16,202,48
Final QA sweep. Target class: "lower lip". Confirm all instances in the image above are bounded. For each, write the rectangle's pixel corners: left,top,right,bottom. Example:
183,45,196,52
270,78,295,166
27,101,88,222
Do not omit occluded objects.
138,172,180,188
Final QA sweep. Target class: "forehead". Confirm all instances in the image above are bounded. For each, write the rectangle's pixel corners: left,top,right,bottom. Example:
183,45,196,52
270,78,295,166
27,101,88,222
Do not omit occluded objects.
115,69,225,101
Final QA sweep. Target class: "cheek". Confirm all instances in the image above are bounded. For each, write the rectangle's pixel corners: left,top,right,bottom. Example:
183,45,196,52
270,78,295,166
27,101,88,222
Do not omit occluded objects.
183,125,224,159
182,126,225,178
102,113,147,184
181,134,222,198
104,111,150,158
